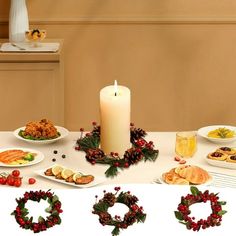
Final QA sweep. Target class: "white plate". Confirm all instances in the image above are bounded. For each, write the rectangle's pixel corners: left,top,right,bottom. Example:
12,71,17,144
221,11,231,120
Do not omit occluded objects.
206,156,236,170
0,147,44,167
13,126,69,144
197,125,236,144
154,175,213,186
35,165,106,188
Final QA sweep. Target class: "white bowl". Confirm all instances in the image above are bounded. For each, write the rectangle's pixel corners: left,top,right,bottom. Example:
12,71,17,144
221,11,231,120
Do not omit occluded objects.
197,125,236,144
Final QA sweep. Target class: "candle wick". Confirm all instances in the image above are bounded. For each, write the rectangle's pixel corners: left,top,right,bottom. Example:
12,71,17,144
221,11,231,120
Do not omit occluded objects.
115,92,117,96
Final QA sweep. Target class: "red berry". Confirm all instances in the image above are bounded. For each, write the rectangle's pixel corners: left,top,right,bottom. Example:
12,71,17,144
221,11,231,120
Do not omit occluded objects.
28,178,36,185
80,128,84,132
92,121,97,126
12,170,20,177
114,162,120,167
124,162,129,168
91,160,96,165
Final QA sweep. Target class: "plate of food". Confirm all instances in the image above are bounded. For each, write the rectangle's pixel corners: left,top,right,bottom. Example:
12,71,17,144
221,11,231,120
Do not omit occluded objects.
206,146,236,169
35,165,106,188
13,119,69,144
155,165,212,186
197,125,236,143
0,147,44,167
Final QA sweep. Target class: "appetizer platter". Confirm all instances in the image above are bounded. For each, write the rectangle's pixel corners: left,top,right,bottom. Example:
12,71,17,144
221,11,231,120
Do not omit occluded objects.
206,146,236,169
13,119,69,144
159,165,212,185
197,125,236,143
0,147,44,167
35,165,106,188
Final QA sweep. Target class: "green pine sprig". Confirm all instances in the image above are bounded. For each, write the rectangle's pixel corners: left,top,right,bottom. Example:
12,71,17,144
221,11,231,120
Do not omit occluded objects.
75,124,159,178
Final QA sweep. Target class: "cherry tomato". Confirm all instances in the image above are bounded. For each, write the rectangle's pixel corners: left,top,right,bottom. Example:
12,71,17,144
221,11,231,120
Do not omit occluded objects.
28,178,36,185
14,178,22,187
12,170,20,178
7,175,15,186
0,177,5,185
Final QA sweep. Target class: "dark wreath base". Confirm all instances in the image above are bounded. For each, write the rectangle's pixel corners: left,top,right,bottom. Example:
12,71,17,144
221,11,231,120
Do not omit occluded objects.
75,122,159,177
174,186,227,231
11,190,63,233
93,187,146,236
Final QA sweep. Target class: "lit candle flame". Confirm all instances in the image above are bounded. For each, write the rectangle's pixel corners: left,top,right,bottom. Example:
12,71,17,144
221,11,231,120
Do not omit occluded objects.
114,80,118,96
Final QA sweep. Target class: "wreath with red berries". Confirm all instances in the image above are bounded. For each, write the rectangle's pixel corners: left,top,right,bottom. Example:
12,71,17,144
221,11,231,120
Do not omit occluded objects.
174,186,227,231
75,122,159,178
92,187,146,236
11,190,63,233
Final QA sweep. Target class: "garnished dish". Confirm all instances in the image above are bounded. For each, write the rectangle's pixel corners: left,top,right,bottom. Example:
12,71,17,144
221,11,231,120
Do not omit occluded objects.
198,125,236,143
25,29,46,44
35,165,106,188
206,146,236,169
207,127,236,139
14,119,69,144
161,165,212,185
19,119,60,140
0,148,44,167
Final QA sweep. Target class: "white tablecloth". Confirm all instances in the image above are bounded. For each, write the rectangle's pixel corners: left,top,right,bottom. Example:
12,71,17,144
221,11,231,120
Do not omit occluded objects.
0,131,236,189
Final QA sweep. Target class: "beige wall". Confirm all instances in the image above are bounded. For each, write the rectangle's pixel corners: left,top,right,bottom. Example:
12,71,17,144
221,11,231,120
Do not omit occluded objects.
1,0,236,131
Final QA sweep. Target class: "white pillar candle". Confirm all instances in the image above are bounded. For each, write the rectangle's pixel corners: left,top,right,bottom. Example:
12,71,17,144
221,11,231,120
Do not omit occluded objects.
100,81,131,155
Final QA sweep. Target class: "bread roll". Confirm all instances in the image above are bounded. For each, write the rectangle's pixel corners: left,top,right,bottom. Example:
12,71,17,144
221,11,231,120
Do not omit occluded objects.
162,168,189,185
176,165,211,184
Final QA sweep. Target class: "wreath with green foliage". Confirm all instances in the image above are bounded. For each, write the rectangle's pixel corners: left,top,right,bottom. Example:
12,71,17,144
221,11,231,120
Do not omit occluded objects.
11,190,63,233
75,122,159,178
174,186,227,231
92,187,146,236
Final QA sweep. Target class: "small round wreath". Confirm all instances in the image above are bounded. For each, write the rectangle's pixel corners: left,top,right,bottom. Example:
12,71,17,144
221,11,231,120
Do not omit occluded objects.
11,190,63,233
92,187,146,236
174,186,227,231
75,122,159,178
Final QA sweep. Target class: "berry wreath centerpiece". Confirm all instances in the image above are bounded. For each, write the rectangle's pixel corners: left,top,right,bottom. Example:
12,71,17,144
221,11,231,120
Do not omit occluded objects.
11,190,63,233
92,187,146,236
75,122,159,178
174,186,227,231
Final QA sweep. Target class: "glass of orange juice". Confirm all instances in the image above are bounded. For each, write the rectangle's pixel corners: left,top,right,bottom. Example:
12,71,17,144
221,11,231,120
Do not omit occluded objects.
175,131,197,158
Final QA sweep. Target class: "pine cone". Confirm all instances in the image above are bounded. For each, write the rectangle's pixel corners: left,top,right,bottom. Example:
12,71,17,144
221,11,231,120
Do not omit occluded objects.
124,148,144,165
124,194,138,206
85,148,105,162
99,212,112,225
103,193,116,207
130,127,147,143
92,125,101,137
124,212,136,225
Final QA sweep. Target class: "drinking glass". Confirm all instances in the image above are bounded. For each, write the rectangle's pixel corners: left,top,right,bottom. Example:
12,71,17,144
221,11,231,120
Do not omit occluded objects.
175,131,197,158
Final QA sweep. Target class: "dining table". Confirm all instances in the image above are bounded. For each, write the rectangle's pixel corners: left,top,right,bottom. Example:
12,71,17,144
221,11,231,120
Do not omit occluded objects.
1,131,236,236
0,131,236,189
